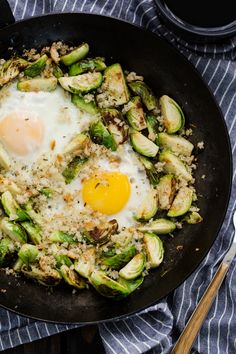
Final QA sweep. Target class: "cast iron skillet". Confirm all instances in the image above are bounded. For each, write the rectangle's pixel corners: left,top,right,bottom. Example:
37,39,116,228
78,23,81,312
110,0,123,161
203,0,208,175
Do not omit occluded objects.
0,4,232,324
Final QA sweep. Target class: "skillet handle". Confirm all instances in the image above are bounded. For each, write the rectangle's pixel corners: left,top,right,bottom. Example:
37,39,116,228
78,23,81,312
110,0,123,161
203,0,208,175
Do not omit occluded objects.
0,0,15,29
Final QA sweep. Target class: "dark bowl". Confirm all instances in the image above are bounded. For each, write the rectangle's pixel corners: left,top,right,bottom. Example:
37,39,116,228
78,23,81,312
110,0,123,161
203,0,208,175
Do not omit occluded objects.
154,0,236,42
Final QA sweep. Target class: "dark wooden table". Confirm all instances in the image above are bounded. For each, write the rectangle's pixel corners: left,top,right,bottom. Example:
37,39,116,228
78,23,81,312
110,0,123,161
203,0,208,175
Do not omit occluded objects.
2,325,105,354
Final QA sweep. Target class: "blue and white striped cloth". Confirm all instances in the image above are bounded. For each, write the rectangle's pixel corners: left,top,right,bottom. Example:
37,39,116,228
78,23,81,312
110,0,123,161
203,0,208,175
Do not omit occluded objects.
0,1,236,353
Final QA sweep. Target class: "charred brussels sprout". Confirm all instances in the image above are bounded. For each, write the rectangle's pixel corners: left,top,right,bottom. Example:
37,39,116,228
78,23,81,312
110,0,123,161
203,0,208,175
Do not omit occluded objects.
60,265,87,289
1,191,30,221
17,77,57,92
18,244,39,266
129,81,156,111
52,64,63,78
22,265,61,286
138,156,159,186
119,253,146,280
159,150,192,182
130,131,159,157
144,233,164,268
157,174,176,210
83,219,118,245
69,57,106,76
49,231,77,243
167,186,193,217
21,221,42,245
138,218,176,234
89,120,117,151
62,156,89,184
55,254,73,268
0,238,14,267
101,108,129,145
159,95,185,134
126,96,147,131
134,189,158,221
89,270,129,299
146,114,159,141
0,58,29,87
74,248,96,278
97,63,129,108
24,54,48,77
72,94,99,115
60,43,89,66
0,218,27,244
63,133,90,156
59,72,102,94
102,245,136,269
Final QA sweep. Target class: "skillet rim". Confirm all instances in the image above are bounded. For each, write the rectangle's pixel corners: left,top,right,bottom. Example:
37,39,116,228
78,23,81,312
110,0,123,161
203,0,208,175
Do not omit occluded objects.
0,12,233,324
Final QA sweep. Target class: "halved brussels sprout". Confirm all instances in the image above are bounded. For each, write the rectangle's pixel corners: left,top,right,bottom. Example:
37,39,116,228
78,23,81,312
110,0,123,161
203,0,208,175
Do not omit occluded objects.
1,191,31,221
89,270,129,299
118,276,143,294
21,221,42,245
128,81,156,111
157,132,194,156
138,156,159,186
134,189,158,221
0,238,14,267
157,174,176,210
130,131,159,157
89,120,117,151
0,218,27,244
138,218,176,234
146,114,159,141
0,143,11,171
126,96,147,131
167,186,193,217
13,258,24,272
74,247,96,279
17,77,57,92
24,201,43,225
97,63,129,107
18,244,39,266
22,264,61,286
55,254,73,268
101,108,129,145
62,156,89,184
60,265,87,289
159,150,192,182
49,231,77,243
102,245,136,269
69,57,106,76
59,72,102,94
63,133,90,156
119,253,146,280
52,63,63,78
0,58,29,87
185,211,203,224
159,95,185,134
24,54,48,77
83,219,118,245
144,233,164,268
72,94,99,115
60,43,89,66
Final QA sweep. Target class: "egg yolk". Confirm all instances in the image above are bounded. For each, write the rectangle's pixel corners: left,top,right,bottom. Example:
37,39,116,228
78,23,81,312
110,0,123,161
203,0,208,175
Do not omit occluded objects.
0,111,44,156
82,171,131,215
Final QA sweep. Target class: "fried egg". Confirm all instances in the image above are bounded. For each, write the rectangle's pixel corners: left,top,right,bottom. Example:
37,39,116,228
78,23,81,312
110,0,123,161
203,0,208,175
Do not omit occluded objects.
0,82,92,167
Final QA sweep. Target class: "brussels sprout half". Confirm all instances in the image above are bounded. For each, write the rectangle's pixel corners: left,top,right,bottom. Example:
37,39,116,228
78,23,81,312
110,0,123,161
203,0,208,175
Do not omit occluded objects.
167,186,193,217
134,189,158,221
17,78,57,92
83,219,118,245
119,253,146,280
69,57,106,76
138,156,159,186
185,211,203,224
144,233,164,268
49,231,78,244
72,94,99,115
22,265,61,286
59,72,102,94
126,96,147,131
0,218,27,244
129,81,156,111
74,247,96,279
159,95,185,134
159,150,192,182
62,156,89,184
138,218,176,234
102,245,136,269
60,265,87,289
21,221,42,245
89,120,117,151
0,58,29,87
0,238,14,267
60,43,89,66
157,132,194,157
18,244,39,266
1,191,31,222
130,131,159,157
24,54,48,77
157,174,176,210
101,108,129,145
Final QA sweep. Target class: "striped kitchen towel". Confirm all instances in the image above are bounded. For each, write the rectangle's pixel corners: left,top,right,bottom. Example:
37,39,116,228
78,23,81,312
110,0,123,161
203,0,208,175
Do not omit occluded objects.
0,1,235,353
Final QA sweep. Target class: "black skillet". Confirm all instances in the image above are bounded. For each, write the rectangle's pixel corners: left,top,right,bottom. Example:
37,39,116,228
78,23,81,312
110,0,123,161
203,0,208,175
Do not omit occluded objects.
0,3,232,324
